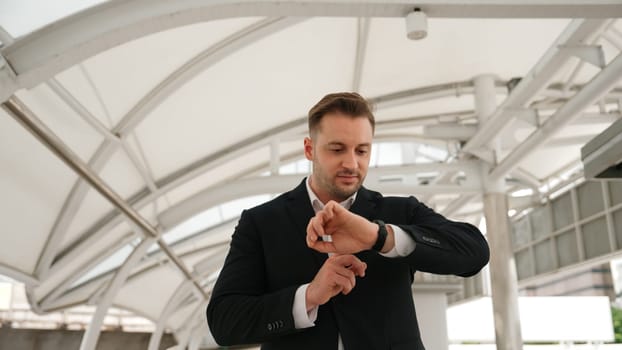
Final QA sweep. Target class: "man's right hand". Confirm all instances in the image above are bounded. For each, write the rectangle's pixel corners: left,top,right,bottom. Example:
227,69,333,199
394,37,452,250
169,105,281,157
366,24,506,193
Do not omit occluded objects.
305,254,367,312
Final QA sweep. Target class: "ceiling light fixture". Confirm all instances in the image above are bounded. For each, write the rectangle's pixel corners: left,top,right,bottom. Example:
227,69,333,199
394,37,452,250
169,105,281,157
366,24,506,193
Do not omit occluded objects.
405,8,428,40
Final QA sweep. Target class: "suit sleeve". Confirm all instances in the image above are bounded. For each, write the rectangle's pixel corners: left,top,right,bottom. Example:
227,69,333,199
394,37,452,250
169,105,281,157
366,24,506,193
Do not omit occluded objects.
395,196,490,277
206,210,300,346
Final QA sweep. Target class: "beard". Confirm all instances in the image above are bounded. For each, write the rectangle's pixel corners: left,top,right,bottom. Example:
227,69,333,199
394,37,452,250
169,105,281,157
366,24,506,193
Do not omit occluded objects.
312,159,364,202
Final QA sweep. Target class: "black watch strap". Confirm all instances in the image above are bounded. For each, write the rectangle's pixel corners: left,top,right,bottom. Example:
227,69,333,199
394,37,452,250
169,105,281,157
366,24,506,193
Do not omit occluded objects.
372,220,387,252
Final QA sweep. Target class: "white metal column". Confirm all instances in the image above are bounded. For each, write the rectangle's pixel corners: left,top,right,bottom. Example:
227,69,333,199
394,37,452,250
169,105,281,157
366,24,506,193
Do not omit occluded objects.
474,74,523,350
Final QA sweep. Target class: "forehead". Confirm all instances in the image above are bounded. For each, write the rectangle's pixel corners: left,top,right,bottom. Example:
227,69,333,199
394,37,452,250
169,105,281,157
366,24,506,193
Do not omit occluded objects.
316,112,373,143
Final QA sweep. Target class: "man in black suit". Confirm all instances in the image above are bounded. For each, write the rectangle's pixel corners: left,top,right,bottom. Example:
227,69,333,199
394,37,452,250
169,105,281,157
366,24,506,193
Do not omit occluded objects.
207,92,489,349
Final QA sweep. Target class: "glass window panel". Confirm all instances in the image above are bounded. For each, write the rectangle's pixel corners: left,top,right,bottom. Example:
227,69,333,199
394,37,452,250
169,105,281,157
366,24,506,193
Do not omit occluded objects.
556,229,579,268
220,195,272,220
417,144,448,162
534,240,555,274
279,162,297,175
552,192,574,231
581,216,610,259
276,159,311,175
531,206,552,241
511,216,531,248
515,248,533,280
613,209,622,249
577,181,604,219
375,143,403,166
71,243,133,287
162,207,221,246
609,181,622,206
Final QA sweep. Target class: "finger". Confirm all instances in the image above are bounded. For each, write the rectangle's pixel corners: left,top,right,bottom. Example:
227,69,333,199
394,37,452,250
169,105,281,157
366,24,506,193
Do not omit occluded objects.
309,240,336,253
332,273,355,295
311,214,326,237
335,255,367,277
351,261,367,277
306,216,327,246
334,266,356,290
323,202,336,220
306,221,319,247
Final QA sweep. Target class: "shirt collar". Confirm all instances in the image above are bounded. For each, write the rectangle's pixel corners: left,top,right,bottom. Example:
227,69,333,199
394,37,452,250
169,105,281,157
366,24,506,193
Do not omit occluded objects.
305,176,357,213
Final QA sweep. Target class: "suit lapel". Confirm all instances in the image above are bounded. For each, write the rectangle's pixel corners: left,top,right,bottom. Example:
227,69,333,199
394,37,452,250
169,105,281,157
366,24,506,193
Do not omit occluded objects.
285,179,327,267
349,187,378,221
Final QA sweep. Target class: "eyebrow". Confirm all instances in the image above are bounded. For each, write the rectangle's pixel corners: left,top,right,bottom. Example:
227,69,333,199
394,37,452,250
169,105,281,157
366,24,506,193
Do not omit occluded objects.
326,142,371,148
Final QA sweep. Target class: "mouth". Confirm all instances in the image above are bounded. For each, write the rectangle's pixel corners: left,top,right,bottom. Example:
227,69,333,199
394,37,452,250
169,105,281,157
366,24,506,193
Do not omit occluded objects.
336,174,359,183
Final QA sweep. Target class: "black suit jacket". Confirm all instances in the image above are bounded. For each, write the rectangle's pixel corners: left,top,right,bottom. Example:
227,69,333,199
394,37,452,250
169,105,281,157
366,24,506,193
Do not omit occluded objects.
207,179,489,349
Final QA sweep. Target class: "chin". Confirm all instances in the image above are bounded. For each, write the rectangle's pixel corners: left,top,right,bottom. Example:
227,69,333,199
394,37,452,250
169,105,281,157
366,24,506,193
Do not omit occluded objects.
336,185,360,198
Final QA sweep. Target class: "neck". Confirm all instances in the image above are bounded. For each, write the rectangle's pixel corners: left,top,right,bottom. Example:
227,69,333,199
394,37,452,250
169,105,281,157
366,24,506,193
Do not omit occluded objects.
309,175,331,204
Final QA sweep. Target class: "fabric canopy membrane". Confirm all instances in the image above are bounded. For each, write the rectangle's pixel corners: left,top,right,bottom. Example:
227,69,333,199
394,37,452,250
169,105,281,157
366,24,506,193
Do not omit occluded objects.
1,1,622,348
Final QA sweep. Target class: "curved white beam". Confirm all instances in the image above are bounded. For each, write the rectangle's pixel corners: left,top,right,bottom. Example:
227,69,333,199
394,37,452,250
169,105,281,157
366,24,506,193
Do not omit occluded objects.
0,263,39,286
1,1,619,101
39,241,228,312
35,140,117,280
145,248,228,350
113,17,304,134
158,161,484,231
4,97,208,307
40,218,233,310
38,233,137,310
79,237,155,350
47,81,484,283
33,17,301,282
148,280,195,350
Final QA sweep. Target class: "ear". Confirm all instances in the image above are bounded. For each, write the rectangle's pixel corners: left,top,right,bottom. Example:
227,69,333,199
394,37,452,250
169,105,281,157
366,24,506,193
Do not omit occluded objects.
304,137,313,161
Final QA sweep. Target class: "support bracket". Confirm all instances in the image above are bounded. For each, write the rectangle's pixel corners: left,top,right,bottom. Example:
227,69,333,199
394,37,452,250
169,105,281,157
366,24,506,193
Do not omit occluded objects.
507,108,540,127
0,53,17,103
559,44,606,69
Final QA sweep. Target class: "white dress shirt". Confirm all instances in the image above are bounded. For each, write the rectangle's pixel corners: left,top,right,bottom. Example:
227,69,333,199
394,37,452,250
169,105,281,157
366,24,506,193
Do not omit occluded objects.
292,177,416,349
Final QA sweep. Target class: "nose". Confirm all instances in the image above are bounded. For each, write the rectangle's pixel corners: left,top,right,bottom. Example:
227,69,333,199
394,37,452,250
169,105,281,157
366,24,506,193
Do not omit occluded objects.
341,150,359,170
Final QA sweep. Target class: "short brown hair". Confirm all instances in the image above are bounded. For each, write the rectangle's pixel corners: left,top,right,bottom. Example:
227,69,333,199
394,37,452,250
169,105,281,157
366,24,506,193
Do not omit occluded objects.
308,92,375,137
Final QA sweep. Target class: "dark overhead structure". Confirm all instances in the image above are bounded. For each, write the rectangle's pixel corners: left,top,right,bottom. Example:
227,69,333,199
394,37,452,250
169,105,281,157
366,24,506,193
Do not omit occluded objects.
582,117,622,179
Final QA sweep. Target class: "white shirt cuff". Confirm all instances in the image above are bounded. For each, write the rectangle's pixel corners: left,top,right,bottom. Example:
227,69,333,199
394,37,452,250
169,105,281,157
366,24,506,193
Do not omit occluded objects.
292,284,318,329
380,224,416,258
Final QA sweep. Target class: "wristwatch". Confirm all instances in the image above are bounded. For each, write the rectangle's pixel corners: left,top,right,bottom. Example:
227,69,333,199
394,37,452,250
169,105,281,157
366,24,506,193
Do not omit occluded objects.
372,219,388,252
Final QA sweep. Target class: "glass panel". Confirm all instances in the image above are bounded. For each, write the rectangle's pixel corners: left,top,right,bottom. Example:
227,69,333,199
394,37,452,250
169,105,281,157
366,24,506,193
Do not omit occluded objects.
581,216,610,259
161,207,221,246
534,240,555,274
577,181,604,219
70,243,133,287
531,206,552,241
511,216,531,248
556,229,579,267
515,248,533,280
552,192,574,231
613,209,622,249
220,195,272,220
375,143,403,166
609,181,622,206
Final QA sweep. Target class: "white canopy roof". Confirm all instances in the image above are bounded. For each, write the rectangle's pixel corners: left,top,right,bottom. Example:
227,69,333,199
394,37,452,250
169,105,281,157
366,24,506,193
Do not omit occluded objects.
1,0,621,347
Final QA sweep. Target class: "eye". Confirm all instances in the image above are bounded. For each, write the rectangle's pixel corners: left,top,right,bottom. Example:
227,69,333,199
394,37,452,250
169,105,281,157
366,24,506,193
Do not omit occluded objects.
330,147,343,153
357,149,369,155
